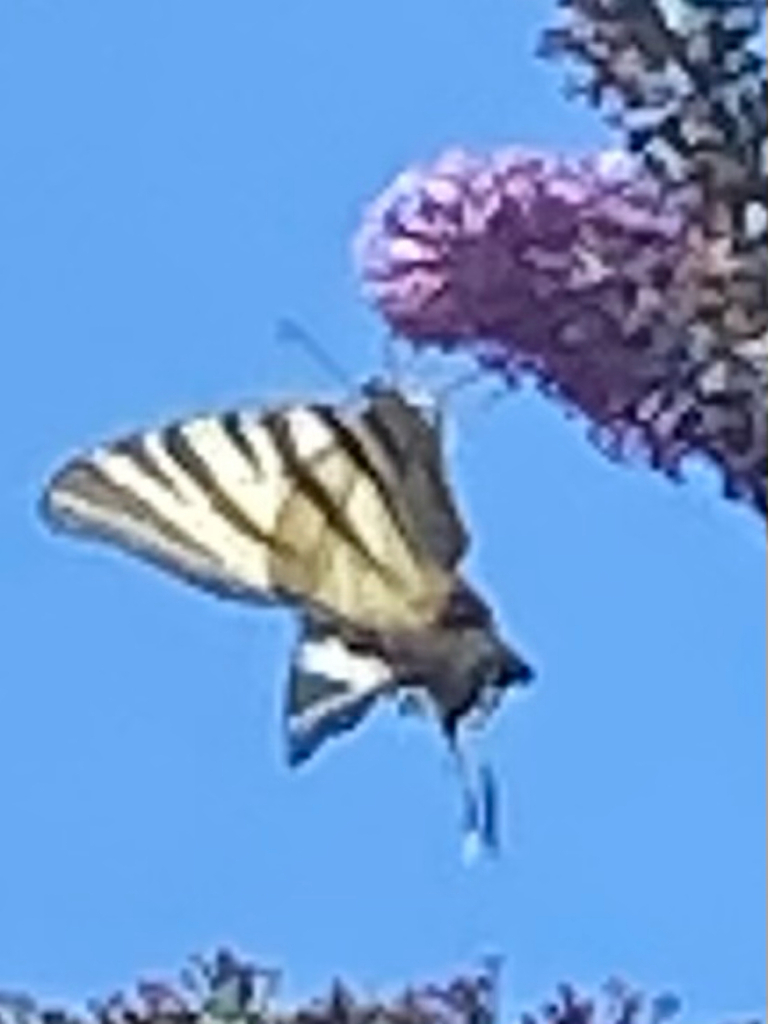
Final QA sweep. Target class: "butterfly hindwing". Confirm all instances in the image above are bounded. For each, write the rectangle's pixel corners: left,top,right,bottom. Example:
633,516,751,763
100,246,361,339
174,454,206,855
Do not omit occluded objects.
285,614,396,765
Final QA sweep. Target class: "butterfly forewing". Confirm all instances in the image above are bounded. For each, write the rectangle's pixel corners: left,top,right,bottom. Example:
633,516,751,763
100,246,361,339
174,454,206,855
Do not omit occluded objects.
274,410,450,630
355,389,468,569
43,399,452,629
44,414,296,602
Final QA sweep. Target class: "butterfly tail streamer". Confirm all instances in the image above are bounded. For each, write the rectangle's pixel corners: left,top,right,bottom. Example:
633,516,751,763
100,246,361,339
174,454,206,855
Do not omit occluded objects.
448,737,505,993
450,738,500,863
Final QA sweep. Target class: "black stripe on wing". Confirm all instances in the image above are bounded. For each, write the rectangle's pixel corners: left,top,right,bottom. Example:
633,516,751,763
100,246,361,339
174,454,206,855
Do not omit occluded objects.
111,434,184,495
310,405,411,542
42,459,219,570
41,441,290,604
261,409,400,585
162,421,295,557
219,411,264,474
358,399,407,475
357,390,468,569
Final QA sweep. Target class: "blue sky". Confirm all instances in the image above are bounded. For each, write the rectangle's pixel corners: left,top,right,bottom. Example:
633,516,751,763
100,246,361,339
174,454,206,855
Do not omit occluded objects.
1,1,764,1020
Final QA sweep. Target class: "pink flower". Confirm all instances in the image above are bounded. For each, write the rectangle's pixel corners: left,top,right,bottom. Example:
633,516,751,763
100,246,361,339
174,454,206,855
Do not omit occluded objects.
355,147,766,515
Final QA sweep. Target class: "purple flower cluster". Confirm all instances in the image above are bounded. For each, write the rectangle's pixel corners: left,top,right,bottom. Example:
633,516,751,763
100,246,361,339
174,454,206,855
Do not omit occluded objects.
354,148,766,515
539,0,766,213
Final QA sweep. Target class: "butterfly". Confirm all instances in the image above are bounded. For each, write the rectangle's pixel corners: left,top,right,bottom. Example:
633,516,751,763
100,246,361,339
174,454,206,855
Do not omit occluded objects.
41,380,533,848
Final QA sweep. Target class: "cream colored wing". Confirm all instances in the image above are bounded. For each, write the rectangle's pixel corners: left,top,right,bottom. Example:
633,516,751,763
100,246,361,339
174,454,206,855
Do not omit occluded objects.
255,405,452,630
42,402,452,631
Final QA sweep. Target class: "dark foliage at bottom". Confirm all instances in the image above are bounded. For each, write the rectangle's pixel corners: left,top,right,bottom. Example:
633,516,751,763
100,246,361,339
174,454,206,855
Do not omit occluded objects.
0,951,759,1024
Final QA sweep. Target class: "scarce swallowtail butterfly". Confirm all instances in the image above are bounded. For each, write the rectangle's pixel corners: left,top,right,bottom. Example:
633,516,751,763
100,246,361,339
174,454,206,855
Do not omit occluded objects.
41,381,533,850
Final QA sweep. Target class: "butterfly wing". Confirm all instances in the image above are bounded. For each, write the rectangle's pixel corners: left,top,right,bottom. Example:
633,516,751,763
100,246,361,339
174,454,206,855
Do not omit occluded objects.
42,401,453,631
259,404,452,631
355,386,468,569
286,389,534,770
279,389,475,763
285,614,397,765
42,417,291,603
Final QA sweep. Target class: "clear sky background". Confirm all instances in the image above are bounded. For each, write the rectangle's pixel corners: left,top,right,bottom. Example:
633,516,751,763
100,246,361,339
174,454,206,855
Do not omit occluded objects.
1,2,764,1020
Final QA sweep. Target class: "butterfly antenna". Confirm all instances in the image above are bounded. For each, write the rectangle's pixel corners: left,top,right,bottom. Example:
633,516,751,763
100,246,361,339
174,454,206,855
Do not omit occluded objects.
276,318,352,391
